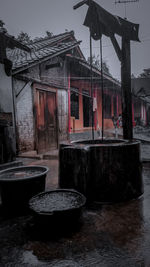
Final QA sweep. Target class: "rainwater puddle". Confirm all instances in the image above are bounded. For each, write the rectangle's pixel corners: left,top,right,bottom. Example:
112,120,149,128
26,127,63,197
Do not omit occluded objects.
0,169,42,179
30,191,84,213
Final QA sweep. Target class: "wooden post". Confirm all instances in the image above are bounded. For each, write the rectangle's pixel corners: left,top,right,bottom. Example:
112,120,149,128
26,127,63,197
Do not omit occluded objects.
68,74,71,134
121,38,133,139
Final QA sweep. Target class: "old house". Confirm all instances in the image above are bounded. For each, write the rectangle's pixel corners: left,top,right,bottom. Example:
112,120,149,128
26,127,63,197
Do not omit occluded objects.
0,27,29,163
7,30,122,154
7,31,83,153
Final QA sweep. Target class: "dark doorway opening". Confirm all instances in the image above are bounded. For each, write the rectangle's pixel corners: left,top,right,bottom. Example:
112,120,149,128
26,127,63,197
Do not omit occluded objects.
83,90,92,127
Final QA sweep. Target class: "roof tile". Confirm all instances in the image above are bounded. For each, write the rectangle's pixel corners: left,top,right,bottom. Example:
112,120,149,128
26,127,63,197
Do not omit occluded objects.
6,31,80,73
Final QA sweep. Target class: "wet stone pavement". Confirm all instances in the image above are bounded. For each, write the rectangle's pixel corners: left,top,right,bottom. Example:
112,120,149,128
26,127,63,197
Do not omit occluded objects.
0,144,150,266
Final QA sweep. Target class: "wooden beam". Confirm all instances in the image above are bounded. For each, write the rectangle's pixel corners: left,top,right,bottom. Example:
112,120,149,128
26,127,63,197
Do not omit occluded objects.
45,62,61,70
121,38,133,139
73,0,89,10
110,35,122,62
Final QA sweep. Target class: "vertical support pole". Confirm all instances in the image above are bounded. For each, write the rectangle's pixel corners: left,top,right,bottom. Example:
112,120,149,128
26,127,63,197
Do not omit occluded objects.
145,106,147,126
132,102,135,127
11,76,17,157
68,74,71,134
121,38,133,140
117,95,119,116
140,103,142,122
100,38,104,140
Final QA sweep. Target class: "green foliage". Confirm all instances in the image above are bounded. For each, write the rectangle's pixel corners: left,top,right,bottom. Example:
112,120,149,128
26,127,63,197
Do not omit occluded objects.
87,54,111,75
0,19,5,27
138,69,150,78
17,31,31,44
46,31,53,37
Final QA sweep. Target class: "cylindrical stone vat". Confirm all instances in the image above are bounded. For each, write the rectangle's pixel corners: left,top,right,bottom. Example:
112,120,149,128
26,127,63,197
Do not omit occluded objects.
59,139,143,203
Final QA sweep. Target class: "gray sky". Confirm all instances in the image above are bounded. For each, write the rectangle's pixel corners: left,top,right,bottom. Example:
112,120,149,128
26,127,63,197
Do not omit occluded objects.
0,0,150,80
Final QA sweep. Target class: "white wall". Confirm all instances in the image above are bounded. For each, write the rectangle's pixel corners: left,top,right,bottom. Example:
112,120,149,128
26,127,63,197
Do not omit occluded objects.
58,89,68,141
14,79,35,151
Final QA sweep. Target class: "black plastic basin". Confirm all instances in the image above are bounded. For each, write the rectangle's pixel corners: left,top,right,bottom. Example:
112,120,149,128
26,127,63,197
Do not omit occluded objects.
0,165,49,209
29,189,86,227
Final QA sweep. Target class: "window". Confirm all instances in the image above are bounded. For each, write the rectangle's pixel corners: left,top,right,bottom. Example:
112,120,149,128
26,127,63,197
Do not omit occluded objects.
71,88,79,119
104,94,111,119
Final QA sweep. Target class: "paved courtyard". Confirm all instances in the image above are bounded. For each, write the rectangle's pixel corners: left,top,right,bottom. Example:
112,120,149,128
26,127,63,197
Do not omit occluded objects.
0,139,150,266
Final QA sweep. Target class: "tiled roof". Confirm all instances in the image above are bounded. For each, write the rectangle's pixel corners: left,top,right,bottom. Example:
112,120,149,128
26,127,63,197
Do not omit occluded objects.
6,31,81,74
66,54,121,87
27,31,75,51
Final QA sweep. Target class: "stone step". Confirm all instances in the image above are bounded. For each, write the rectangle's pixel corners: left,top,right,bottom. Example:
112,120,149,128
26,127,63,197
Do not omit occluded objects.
18,150,42,160
18,150,59,160
43,150,59,160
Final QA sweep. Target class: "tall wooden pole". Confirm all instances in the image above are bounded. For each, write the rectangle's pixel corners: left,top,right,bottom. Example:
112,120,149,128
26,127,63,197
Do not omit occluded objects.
121,38,133,140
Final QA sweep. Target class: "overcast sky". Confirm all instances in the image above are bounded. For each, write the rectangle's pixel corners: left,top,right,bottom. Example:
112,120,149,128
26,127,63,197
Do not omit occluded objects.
0,0,150,80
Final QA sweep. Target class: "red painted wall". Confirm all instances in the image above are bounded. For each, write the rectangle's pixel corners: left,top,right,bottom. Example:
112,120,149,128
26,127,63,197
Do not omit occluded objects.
70,80,122,132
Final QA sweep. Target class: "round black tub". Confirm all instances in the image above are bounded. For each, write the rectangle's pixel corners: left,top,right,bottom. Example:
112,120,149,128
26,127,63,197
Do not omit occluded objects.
29,189,86,228
0,165,49,209
59,139,143,203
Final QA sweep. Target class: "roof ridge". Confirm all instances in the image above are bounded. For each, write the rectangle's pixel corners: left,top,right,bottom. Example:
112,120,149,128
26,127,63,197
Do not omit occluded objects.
29,30,74,46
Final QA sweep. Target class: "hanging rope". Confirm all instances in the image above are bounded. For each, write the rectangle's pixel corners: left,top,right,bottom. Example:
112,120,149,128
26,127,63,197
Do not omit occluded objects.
100,37,104,140
89,0,94,140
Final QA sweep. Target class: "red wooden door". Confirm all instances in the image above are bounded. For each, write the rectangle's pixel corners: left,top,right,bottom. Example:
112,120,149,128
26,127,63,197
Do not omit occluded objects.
36,90,57,153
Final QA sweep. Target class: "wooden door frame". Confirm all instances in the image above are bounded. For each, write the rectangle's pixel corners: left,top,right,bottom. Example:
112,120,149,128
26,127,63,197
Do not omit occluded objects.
33,83,59,153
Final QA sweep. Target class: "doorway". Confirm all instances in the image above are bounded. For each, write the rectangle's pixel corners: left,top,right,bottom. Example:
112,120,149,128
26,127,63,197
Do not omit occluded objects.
83,90,92,127
36,89,58,153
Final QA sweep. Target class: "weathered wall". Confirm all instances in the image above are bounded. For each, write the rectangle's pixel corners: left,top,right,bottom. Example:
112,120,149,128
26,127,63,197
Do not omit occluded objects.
14,57,70,151
0,64,13,113
14,79,34,152
20,65,40,80
0,63,16,161
58,89,68,141
40,57,67,88
40,57,69,141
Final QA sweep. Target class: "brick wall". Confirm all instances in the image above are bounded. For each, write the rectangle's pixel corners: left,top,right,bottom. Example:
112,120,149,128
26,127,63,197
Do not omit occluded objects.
14,79,35,152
